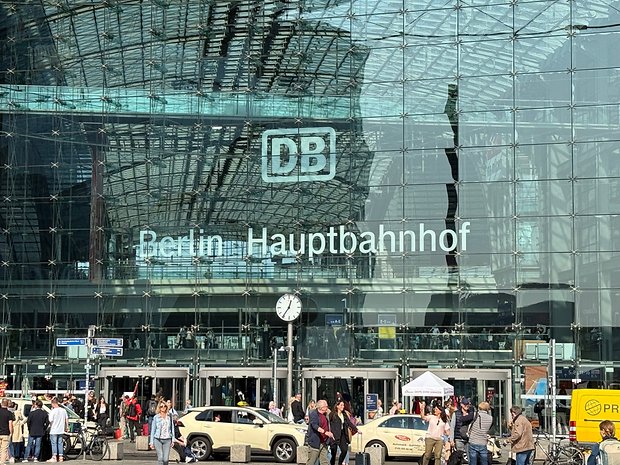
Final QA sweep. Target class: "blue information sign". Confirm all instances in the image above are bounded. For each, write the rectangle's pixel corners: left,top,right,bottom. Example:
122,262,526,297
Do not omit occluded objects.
92,338,123,347
366,393,378,411
91,347,123,356
56,338,87,347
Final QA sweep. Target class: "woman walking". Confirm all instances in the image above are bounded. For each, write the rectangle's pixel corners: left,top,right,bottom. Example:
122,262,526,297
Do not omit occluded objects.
149,402,174,465
329,400,358,465
95,396,109,429
421,403,451,465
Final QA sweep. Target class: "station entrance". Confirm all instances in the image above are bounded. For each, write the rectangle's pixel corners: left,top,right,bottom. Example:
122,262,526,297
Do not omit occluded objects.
198,367,289,409
301,368,399,421
99,366,190,413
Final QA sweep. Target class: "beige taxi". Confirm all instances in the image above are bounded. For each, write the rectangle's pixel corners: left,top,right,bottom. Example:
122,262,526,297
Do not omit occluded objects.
351,414,502,462
177,405,307,462
351,414,427,458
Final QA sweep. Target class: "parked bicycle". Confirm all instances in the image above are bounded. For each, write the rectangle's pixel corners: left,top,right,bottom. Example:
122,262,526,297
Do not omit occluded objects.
527,430,585,465
64,422,110,461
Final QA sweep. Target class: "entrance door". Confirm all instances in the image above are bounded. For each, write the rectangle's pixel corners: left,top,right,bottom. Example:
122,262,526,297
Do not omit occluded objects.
199,367,288,409
302,368,398,421
409,368,511,436
99,367,189,416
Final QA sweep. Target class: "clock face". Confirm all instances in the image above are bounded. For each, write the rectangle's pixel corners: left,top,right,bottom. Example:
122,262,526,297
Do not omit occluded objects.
275,294,302,322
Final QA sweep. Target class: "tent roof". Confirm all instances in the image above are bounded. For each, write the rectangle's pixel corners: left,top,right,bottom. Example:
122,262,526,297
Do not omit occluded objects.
402,371,454,397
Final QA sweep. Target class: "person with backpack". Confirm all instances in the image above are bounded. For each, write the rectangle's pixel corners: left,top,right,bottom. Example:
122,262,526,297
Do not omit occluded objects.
146,395,158,435
125,396,142,443
507,405,534,465
450,397,474,452
467,402,493,465
587,420,620,465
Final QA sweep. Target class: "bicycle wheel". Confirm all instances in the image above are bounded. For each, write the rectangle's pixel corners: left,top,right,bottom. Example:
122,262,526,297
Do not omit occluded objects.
90,436,109,461
64,435,83,460
546,445,584,465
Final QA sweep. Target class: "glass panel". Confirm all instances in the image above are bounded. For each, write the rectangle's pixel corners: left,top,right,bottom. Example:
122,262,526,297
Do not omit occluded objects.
515,180,572,216
515,144,571,181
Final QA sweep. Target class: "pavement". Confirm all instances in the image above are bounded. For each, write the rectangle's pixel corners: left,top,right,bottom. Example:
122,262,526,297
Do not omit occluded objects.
60,437,516,465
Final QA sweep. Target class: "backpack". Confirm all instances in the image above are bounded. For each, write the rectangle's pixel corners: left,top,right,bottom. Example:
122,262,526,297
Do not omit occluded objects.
447,450,464,465
600,438,620,465
147,400,157,416
127,402,137,417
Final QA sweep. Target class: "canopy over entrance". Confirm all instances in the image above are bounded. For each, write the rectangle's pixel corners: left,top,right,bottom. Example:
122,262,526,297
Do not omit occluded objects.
402,370,454,397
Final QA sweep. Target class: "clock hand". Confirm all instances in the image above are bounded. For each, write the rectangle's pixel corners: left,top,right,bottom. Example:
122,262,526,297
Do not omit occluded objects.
283,300,292,316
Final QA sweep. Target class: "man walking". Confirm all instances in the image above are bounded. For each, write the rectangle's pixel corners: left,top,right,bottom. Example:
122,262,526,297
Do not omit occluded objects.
47,397,68,462
0,398,14,463
508,405,535,465
23,400,49,462
468,402,493,465
125,396,142,442
305,399,334,465
451,397,474,452
291,393,305,424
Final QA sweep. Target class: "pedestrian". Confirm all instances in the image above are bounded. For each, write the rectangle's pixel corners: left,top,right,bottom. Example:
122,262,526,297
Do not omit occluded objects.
149,402,173,465
0,398,14,463
47,397,68,462
329,400,358,465
422,403,451,465
23,399,49,462
305,399,334,465
183,399,192,414
119,396,129,439
587,420,619,465
268,401,282,417
95,396,109,430
291,393,305,424
10,405,24,462
146,395,159,435
125,396,142,442
165,399,178,417
375,399,383,419
450,397,474,452
507,405,535,465
467,402,493,465
389,400,402,415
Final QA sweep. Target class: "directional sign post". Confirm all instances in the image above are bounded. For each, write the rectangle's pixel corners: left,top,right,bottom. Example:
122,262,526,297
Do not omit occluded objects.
92,338,123,348
91,347,123,357
56,338,87,347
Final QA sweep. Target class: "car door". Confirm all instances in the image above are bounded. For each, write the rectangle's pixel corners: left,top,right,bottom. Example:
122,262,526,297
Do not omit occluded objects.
376,416,425,457
193,408,233,450
233,409,270,452
405,416,428,457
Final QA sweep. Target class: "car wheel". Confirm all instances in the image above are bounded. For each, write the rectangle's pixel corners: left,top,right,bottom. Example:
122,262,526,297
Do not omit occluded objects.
189,436,212,461
366,440,388,460
272,438,296,463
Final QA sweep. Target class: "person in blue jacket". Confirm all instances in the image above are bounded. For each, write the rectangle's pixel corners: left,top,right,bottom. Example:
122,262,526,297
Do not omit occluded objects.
149,402,174,465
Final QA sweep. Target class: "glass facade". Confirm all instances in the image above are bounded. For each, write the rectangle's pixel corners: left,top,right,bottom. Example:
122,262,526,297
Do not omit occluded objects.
0,0,619,413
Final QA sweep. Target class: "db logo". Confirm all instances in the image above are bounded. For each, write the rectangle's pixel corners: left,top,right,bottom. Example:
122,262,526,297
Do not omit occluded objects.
261,127,336,183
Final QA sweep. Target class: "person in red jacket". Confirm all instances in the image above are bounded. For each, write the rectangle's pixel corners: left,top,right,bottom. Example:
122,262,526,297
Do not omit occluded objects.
125,396,142,443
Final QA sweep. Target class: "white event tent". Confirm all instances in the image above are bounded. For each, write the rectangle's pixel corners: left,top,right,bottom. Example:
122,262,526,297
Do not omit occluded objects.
402,370,455,398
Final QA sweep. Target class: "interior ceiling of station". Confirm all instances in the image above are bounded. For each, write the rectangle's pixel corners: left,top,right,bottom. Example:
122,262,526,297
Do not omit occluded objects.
0,0,614,239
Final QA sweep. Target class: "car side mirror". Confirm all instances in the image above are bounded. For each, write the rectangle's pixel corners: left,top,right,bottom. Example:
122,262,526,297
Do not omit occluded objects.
253,418,264,426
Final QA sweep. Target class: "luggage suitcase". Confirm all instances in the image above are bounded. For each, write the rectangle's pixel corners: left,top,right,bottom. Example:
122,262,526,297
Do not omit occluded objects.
355,431,371,465
600,439,620,465
355,452,371,465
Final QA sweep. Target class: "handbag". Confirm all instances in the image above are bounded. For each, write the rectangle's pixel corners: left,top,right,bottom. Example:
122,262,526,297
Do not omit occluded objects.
459,424,470,442
459,413,478,442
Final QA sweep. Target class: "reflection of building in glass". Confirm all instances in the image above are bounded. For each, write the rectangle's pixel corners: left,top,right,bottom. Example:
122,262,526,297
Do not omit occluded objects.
0,1,619,419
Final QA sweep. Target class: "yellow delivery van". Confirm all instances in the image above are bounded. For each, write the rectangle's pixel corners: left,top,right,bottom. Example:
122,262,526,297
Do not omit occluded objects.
569,389,620,444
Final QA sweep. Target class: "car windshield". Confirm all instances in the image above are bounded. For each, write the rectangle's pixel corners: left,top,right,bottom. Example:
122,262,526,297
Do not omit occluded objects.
253,408,289,424
44,403,81,419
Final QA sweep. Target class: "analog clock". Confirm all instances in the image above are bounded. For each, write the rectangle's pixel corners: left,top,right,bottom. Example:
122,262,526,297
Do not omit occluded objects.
275,293,302,322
